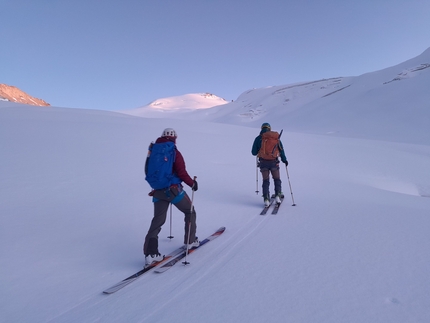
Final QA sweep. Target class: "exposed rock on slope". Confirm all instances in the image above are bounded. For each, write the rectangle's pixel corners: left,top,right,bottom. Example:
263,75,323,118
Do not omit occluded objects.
0,84,50,106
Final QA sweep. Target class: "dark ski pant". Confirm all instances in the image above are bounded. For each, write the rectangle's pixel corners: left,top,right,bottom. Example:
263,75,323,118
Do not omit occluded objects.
143,185,197,256
259,159,282,199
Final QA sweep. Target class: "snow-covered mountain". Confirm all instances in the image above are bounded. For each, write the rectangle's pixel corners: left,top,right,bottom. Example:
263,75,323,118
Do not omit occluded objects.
123,47,430,145
121,92,229,117
1,48,430,323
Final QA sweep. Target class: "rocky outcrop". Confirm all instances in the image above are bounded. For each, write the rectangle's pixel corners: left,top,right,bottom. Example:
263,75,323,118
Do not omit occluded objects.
0,84,50,106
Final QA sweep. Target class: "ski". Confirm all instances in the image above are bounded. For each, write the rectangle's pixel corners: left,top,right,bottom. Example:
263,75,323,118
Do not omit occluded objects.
260,198,275,215
103,245,186,294
271,198,284,214
154,226,226,273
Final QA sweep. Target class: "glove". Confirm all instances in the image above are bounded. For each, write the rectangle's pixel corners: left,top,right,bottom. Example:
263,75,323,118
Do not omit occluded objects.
283,160,289,166
192,180,198,191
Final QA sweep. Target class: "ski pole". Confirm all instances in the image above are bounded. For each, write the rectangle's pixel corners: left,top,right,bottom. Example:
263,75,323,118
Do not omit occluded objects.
255,157,259,195
167,204,174,239
183,176,197,265
183,221,192,266
190,176,197,213
285,165,296,206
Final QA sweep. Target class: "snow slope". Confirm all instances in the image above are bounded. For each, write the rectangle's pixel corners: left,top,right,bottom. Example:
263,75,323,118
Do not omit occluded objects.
1,49,430,323
123,48,430,145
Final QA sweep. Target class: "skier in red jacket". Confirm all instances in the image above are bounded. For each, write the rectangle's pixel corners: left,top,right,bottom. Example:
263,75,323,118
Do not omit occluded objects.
143,128,199,267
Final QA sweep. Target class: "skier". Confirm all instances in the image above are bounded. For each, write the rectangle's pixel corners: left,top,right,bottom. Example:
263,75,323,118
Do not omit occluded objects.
251,122,288,206
143,128,199,266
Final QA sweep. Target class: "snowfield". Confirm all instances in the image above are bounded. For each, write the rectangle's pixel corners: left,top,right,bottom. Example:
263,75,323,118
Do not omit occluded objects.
1,48,430,323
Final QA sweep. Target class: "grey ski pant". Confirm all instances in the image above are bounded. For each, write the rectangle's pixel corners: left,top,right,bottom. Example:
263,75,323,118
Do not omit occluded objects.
143,185,197,256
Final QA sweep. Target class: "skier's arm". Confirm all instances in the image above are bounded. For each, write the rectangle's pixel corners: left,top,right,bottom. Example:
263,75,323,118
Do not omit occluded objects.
173,150,194,187
279,140,288,164
251,136,261,156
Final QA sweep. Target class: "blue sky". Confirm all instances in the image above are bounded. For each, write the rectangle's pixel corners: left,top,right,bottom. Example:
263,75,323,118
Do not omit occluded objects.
2,0,430,111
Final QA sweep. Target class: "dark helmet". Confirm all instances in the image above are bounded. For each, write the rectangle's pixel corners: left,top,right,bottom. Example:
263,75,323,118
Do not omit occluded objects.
261,122,271,130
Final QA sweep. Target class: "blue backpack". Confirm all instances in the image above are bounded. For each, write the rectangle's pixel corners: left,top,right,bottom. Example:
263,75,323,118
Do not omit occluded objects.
145,142,180,189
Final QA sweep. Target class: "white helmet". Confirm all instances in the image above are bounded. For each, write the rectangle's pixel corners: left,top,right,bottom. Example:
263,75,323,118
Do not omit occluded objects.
161,128,177,137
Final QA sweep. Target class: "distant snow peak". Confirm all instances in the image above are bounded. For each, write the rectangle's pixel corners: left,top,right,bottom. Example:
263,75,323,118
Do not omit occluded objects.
148,93,227,111
121,92,228,117
384,63,430,84
201,92,223,100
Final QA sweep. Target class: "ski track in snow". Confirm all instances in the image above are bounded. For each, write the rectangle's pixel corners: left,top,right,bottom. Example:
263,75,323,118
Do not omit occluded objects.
132,212,272,322
50,209,275,323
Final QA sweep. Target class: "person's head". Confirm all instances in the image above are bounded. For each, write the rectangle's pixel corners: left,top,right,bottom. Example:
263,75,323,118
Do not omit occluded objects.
261,122,271,131
161,128,177,141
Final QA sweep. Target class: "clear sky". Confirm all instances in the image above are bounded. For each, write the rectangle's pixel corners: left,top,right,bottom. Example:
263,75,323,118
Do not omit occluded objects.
2,0,430,111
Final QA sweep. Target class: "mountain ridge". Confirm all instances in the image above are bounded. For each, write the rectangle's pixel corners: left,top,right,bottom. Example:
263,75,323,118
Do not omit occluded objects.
120,47,430,145
0,84,50,106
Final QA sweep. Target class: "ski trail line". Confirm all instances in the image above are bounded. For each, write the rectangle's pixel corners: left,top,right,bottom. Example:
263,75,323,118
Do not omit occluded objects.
138,210,270,323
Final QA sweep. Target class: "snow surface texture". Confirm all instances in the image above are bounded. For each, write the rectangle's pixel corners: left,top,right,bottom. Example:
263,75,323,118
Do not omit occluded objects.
1,48,430,323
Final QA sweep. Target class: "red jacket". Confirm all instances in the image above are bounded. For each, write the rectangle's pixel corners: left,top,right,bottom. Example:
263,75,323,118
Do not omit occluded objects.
155,136,194,187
